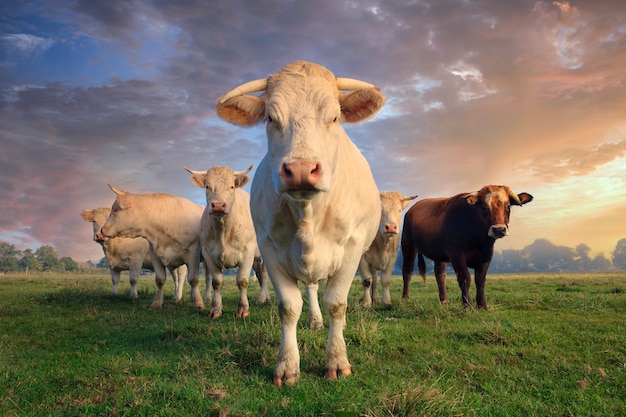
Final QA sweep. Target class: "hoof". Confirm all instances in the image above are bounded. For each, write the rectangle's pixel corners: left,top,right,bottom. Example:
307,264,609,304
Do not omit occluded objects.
236,310,250,318
274,374,299,387
327,367,351,380
209,310,222,319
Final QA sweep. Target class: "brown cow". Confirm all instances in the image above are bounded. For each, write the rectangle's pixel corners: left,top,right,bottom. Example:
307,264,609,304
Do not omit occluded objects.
401,185,533,309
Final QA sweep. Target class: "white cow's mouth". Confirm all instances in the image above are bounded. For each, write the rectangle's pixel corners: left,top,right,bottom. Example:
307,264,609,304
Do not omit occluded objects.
284,188,322,201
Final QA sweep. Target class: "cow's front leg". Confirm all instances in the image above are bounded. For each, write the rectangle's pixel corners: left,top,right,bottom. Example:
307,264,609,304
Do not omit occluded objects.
370,265,380,304
305,283,323,329
474,262,490,309
186,256,204,309
274,278,303,387
209,270,224,318
128,263,140,299
358,258,374,307
322,275,352,380
235,265,250,318
110,269,121,295
202,260,212,303
380,266,394,305
151,265,167,309
253,256,271,304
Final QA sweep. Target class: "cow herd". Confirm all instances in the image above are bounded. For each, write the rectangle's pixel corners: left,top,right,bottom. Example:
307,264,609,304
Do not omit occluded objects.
80,61,533,387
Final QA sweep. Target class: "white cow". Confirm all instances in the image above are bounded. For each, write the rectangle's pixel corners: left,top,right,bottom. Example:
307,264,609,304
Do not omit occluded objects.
98,185,206,309
184,165,271,318
81,208,187,299
358,192,417,307
215,61,384,386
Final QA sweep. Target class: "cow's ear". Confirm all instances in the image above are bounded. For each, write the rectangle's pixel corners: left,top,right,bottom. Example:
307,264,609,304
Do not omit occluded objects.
516,192,533,206
339,88,386,124
80,210,94,222
234,174,250,188
402,195,418,209
464,192,480,205
189,174,206,189
215,96,266,126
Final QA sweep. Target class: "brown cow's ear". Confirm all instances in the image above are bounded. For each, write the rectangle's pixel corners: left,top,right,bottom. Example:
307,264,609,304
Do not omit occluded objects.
215,96,266,126
516,192,534,206
463,192,479,205
340,88,386,124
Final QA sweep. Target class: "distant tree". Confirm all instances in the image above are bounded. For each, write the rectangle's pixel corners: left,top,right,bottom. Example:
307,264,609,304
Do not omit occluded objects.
0,241,21,272
574,244,591,271
19,249,41,274
612,238,626,270
589,254,612,271
59,256,78,272
491,249,530,273
96,256,110,269
36,245,60,272
524,239,575,272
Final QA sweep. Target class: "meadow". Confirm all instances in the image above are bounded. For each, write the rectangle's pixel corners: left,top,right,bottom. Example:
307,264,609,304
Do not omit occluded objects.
1,271,625,416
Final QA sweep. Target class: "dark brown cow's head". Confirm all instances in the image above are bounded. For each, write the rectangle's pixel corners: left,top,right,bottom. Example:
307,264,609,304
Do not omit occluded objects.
463,185,533,239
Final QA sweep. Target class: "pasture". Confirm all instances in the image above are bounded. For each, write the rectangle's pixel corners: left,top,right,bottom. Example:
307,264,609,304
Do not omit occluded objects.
1,272,625,416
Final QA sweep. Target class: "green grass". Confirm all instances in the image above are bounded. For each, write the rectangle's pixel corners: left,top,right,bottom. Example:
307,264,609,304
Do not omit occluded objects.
1,272,625,416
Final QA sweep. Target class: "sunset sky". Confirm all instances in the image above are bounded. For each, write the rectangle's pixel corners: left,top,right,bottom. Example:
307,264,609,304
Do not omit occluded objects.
1,0,625,263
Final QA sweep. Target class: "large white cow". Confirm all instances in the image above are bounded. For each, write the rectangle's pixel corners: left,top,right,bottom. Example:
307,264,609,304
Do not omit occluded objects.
215,61,384,386
358,192,417,307
98,185,206,309
184,165,271,318
81,208,187,299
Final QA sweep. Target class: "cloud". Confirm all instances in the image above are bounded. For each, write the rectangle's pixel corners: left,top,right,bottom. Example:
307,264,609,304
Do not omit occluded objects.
1,33,54,55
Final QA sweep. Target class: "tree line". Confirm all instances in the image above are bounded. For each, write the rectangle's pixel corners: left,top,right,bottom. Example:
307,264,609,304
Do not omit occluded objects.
2,238,626,275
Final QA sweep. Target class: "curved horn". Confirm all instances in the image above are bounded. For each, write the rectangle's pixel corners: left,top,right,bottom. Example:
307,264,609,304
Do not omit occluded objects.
107,182,126,196
183,166,205,175
217,78,268,104
336,77,377,91
508,189,522,206
234,164,254,177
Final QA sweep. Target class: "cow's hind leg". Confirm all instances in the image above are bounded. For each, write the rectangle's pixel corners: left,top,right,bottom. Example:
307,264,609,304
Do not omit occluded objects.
253,256,271,304
474,262,490,309
209,271,224,318
110,269,121,295
305,283,323,329
434,261,449,304
235,267,250,318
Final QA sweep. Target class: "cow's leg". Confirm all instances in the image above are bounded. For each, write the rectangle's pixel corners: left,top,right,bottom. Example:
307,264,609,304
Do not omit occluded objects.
450,257,472,308
253,256,271,304
380,264,394,305
434,261,449,304
110,269,121,295
273,274,303,387
187,251,204,309
173,264,188,302
209,270,224,318
305,283,323,329
358,257,374,307
370,265,380,304
202,260,212,304
401,244,417,299
474,262,490,309
322,273,353,380
128,262,140,299
150,258,167,309
235,259,252,318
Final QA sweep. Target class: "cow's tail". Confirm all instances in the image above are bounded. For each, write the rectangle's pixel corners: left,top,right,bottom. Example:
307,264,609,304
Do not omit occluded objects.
417,253,427,283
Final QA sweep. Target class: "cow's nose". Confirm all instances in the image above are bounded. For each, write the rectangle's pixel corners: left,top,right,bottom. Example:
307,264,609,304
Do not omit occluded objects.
210,201,227,214
280,161,321,190
491,226,507,238
384,223,398,234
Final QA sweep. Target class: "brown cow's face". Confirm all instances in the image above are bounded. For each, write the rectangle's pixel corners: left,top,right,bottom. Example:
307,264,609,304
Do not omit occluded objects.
465,185,533,239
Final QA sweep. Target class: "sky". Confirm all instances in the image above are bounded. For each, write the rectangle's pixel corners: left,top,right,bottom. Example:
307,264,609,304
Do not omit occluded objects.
1,0,626,263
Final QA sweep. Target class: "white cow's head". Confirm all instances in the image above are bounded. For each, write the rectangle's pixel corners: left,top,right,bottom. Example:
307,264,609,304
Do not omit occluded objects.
463,185,533,239
80,207,111,243
214,61,385,201
98,184,143,240
184,165,252,216
379,192,418,236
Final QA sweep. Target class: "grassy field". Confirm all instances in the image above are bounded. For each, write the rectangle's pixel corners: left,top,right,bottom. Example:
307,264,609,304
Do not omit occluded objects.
1,271,625,416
